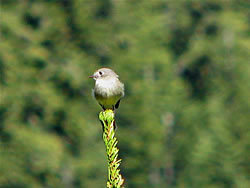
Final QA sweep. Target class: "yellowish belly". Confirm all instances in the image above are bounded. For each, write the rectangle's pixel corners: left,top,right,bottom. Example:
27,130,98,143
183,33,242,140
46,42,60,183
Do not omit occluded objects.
94,92,121,109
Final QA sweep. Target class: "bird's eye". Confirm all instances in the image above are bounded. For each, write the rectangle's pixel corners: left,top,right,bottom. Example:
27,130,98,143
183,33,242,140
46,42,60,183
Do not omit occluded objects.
99,71,103,75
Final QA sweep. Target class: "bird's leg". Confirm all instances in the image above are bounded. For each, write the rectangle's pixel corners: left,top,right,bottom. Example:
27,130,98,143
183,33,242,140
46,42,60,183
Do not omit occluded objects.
99,103,106,111
113,119,117,130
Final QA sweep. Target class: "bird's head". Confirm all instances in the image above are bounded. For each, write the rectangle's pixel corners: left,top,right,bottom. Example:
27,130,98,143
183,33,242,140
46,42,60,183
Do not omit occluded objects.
89,68,119,80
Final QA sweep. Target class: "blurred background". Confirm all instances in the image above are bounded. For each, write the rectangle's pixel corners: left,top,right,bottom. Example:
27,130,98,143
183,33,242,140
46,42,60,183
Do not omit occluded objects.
0,0,249,188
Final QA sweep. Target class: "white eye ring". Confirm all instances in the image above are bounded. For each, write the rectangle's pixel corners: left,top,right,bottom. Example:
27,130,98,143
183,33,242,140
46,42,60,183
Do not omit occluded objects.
99,71,103,75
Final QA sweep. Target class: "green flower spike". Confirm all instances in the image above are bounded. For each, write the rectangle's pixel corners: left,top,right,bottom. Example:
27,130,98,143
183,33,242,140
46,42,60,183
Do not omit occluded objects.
99,110,124,188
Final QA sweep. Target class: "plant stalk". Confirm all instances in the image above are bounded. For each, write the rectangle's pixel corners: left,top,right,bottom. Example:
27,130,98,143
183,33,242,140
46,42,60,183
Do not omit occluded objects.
99,110,124,188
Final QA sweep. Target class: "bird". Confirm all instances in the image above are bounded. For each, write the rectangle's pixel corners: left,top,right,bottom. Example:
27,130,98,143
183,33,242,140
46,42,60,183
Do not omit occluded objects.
89,68,124,111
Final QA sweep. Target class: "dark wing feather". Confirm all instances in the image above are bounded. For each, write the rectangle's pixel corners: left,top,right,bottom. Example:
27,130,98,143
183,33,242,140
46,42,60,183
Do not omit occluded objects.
115,99,121,109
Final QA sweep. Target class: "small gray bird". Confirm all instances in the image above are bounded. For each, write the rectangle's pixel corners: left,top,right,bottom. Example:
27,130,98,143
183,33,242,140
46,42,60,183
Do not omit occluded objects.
89,68,124,110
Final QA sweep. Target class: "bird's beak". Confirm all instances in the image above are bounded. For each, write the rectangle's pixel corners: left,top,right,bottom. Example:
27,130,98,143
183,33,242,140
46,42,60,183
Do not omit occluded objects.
89,75,94,78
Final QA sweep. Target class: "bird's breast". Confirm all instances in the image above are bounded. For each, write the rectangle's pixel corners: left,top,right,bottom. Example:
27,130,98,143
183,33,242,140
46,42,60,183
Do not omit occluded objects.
94,78,124,98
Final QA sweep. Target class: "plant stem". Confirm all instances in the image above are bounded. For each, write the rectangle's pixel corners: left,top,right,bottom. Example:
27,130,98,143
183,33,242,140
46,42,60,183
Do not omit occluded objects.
99,110,124,188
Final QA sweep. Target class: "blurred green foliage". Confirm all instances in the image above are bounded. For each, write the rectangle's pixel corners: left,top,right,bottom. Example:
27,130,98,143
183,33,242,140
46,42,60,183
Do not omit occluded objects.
0,0,249,188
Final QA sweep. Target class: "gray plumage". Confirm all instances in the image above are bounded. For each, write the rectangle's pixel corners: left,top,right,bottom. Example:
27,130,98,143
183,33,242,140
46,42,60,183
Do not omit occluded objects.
90,68,124,110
